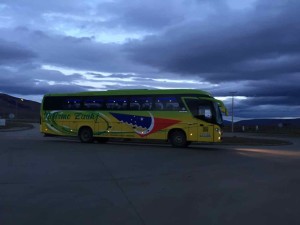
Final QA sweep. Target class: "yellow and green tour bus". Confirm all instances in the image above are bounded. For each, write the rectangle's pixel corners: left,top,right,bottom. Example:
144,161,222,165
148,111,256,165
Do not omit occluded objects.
40,89,228,147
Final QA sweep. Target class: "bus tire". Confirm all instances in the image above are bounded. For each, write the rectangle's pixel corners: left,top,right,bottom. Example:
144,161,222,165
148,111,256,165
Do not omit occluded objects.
169,129,188,148
79,127,94,143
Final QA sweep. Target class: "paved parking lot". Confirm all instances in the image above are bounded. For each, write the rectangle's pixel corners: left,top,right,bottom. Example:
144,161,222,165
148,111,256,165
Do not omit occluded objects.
1,125,300,225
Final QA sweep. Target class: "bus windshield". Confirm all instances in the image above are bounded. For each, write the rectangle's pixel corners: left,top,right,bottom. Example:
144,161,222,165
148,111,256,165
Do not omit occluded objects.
213,102,223,125
184,98,223,125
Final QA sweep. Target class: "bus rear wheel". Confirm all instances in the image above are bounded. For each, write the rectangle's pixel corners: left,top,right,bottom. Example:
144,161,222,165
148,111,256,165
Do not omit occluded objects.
169,130,188,148
79,127,94,143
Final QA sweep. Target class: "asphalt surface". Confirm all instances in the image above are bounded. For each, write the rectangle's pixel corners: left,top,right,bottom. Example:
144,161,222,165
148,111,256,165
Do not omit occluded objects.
1,125,300,225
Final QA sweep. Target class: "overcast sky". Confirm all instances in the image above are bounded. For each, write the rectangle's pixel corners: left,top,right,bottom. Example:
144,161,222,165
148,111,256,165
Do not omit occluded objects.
0,0,299,119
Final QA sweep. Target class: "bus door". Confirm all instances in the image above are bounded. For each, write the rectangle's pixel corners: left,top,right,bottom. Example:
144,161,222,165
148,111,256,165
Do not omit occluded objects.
183,97,214,142
93,113,110,137
104,97,129,138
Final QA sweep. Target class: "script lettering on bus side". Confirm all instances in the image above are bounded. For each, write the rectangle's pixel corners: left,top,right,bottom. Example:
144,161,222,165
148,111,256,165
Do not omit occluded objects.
74,113,100,121
45,112,101,122
44,112,71,120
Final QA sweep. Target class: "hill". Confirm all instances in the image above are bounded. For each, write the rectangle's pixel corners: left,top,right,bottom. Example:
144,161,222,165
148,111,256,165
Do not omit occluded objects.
0,93,40,121
235,118,300,128
224,118,300,127
224,118,300,135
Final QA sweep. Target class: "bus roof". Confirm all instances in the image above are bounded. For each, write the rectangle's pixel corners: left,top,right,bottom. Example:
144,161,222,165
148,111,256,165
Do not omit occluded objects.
43,89,213,97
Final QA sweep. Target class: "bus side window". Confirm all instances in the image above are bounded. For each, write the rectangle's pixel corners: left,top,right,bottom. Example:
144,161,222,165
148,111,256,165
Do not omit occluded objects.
83,98,104,110
141,103,152,110
166,102,179,111
130,103,140,110
155,96,180,111
43,96,65,110
130,97,153,111
64,99,82,110
106,97,128,110
155,103,164,110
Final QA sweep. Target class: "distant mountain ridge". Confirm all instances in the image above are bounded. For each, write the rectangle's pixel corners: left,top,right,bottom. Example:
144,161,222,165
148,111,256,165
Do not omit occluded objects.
224,118,300,128
236,118,300,127
0,93,40,120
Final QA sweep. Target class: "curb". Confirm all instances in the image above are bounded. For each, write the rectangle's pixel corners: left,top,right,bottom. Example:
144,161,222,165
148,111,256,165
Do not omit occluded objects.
0,124,34,132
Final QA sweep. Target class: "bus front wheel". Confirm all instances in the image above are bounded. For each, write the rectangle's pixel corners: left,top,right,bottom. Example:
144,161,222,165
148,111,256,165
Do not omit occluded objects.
169,130,188,148
79,127,94,143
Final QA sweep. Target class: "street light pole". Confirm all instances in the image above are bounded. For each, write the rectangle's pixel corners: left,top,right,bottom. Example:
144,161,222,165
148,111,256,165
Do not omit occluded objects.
15,99,18,119
15,98,24,119
229,92,237,133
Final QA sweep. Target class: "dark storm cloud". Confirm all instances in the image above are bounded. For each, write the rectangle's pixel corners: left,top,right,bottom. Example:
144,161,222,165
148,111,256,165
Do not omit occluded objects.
0,0,299,118
213,74,300,101
0,67,92,95
124,0,300,81
0,27,152,73
0,0,87,18
244,96,299,108
0,39,36,64
244,77,300,99
87,72,138,79
96,0,185,31
95,0,233,32
0,84,90,96
225,77,300,118
212,74,300,118
235,104,300,118
115,0,300,119
222,94,300,119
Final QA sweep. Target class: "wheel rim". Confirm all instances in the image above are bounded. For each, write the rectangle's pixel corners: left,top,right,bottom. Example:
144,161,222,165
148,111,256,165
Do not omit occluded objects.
82,131,90,141
80,128,93,143
175,136,183,144
170,130,187,147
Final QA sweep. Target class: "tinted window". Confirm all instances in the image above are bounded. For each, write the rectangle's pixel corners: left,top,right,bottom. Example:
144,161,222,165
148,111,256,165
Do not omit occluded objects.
64,99,82,110
129,97,153,111
184,99,214,122
43,97,83,110
154,96,180,111
83,97,105,110
43,96,63,110
43,94,185,111
106,97,128,110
